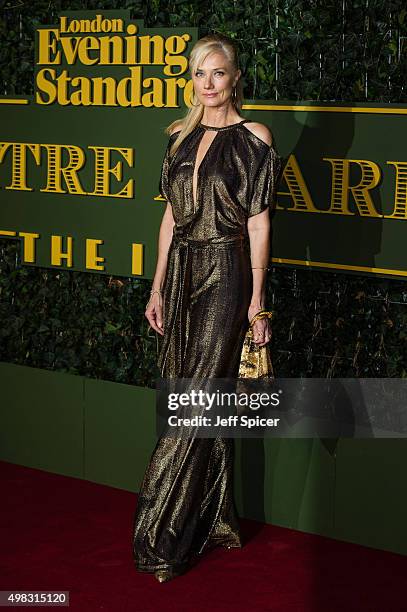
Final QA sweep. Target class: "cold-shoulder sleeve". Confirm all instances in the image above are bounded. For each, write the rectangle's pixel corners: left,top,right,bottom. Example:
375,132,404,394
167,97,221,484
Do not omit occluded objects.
248,143,282,217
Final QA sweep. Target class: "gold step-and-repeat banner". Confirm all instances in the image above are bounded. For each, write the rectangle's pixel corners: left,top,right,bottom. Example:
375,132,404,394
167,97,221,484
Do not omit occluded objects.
1,9,407,280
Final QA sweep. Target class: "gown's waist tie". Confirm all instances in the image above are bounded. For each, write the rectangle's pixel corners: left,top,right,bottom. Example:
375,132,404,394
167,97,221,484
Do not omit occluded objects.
157,230,249,378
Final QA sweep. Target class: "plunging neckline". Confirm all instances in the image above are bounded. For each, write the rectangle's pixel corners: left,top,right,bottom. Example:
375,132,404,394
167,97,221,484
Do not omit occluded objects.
191,129,219,211
191,119,251,210
191,119,251,212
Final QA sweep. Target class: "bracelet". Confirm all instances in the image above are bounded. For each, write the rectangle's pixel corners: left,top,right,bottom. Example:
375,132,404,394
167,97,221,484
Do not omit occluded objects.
146,288,162,308
251,267,269,270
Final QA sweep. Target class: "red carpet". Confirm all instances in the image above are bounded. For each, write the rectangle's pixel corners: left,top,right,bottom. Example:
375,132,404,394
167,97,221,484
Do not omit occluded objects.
1,460,406,612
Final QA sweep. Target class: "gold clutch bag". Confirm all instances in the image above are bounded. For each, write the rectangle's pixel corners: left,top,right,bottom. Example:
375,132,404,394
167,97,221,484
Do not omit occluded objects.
238,310,274,379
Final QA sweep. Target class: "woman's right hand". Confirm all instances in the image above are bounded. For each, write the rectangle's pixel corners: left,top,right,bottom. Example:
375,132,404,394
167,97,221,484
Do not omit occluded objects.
145,291,164,336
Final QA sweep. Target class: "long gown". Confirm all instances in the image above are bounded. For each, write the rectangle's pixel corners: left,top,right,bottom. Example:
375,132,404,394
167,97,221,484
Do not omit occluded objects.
132,118,280,573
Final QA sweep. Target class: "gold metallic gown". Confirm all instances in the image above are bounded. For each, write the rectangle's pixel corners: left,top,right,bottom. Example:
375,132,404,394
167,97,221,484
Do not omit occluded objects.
132,118,280,573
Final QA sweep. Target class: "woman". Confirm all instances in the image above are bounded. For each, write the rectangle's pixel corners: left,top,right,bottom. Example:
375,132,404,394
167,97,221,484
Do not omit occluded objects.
132,32,280,582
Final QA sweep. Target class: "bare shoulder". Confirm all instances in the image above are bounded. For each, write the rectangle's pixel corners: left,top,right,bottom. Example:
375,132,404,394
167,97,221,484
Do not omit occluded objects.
243,121,273,146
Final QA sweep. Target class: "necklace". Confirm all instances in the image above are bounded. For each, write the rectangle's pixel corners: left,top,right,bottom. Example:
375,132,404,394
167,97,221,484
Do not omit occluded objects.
199,119,250,131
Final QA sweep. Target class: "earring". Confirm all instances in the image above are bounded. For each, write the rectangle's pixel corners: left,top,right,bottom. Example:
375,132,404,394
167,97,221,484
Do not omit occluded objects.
232,86,237,105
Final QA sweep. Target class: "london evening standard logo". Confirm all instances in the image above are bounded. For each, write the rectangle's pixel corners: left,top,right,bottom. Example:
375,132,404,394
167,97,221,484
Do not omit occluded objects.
35,13,194,107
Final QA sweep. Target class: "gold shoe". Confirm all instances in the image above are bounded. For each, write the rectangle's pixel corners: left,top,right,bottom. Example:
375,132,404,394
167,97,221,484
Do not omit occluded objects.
154,562,188,583
154,569,173,583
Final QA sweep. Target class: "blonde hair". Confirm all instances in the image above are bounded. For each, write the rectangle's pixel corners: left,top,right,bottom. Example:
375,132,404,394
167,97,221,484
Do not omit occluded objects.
166,33,243,156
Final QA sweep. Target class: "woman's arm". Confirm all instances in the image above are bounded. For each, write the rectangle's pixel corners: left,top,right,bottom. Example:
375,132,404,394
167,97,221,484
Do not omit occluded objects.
146,126,182,335
146,202,175,335
152,202,175,293
247,208,271,346
245,121,274,346
247,207,270,312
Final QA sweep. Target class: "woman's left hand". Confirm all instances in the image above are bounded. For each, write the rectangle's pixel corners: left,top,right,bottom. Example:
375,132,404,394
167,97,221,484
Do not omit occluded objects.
247,305,272,346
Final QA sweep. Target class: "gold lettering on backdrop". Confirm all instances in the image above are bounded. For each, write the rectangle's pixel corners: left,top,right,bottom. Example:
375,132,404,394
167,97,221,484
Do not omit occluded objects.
141,77,165,107
86,239,105,270
277,154,318,212
36,16,192,107
3,229,146,276
88,146,134,197
41,144,86,194
162,35,189,76
384,162,407,219
35,67,190,107
4,137,407,223
59,15,124,35
0,142,134,197
117,67,141,106
0,143,41,191
138,34,165,65
322,158,382,217
37,29,60,65
43,21,190,72
132,243,143,275
51,235,73,267
19,232,40,262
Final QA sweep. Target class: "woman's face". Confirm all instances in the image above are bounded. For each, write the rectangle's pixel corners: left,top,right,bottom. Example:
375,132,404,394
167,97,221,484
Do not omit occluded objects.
192,51,240,108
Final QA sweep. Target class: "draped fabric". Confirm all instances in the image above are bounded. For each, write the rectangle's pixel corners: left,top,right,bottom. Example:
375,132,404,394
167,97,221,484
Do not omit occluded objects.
132,119,281,573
